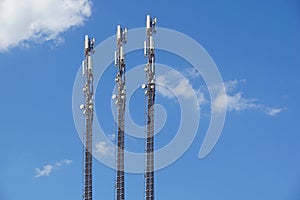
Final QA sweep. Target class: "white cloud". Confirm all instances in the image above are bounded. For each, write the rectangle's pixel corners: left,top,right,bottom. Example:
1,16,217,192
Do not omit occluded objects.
55,159,72,166
224,79,246,92
182,67,201,79
0,0,92,51
34,159,72,178
264,107,286,116
156,69,207,109
213,79,285,116
95,141,115,158
35,164,53,178
226,92,258,111
155,68,284,117
107,133,116,142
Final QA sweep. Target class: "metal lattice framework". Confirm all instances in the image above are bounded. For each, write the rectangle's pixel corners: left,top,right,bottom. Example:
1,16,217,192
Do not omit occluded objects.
81,35,95,200
143,15,157,200
114,25,127,200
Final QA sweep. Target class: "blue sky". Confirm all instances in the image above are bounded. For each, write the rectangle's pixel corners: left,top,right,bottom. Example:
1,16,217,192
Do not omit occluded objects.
0,0,300,199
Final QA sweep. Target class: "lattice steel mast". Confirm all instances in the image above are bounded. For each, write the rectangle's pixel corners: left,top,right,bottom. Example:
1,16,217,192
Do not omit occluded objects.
143,15,157,200
113,25,127,200
81,35,95,200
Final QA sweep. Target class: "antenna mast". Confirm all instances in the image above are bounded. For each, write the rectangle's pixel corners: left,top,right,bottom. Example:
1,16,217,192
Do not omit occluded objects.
143,15,157,200
114,25,127,200
81,35,95,200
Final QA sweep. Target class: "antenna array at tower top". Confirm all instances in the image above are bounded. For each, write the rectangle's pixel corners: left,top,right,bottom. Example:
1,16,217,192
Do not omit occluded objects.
80,14,158,200
81,35,95,200
114,25,127,200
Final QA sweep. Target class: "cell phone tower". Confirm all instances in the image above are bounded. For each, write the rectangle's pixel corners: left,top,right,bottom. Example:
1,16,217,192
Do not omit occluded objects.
142,15,157,200
81,35,95,200
113,25,127,200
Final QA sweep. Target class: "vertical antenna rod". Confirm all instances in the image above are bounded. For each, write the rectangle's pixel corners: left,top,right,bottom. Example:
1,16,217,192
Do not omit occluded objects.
143,15,157,200
114,25,127,200
81,35,95,200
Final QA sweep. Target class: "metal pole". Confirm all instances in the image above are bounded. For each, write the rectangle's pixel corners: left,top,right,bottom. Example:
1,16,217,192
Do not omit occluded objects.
81,35,95,200
114,25,127,200
143,15,157,200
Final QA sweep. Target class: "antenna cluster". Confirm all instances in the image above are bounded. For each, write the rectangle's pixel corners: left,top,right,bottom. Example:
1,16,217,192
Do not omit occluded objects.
113,25,127,200
81,35,95,200
80,15,157,200
143,15,157,200
144,15,157,84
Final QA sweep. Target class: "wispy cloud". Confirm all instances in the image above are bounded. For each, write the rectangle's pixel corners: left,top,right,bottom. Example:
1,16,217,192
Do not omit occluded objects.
224,79,246,92
156,69,207,109
107,133,116,142
34,159,72,178
213,79,286,116
35,165,54,178
0,0,92,51
95,141,115,158
182,67,201,79
156,68,285,116
263,107,286,116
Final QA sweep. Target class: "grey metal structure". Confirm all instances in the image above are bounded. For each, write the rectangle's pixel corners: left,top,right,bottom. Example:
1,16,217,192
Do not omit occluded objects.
81,35,95,200
114,25,127,200
143,15,157,200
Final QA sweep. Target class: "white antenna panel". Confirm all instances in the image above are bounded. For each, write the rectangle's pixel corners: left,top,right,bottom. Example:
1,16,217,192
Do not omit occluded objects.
120,46,124,60
82,60,85,76
144,40,147,56
146,15,151,29
84,35,89,50
149,35,154,49
151,63,155,74
88,55,92,70
114,50,117,66
117,25,121,40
